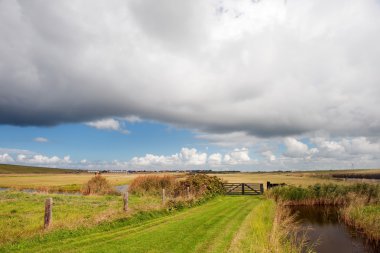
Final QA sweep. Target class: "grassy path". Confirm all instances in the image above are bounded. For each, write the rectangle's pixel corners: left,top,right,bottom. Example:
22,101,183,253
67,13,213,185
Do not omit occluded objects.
2,196,273,253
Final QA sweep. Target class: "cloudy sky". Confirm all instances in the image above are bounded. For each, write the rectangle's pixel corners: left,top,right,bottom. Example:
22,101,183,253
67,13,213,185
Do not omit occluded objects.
1,0,380,171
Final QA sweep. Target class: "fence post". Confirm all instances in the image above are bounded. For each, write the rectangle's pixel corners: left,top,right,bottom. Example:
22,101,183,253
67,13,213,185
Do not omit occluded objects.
267,181,271,190
242,183,245,195
187,186,190,198
162,188,165,204
44,198,53,229
123,192,128,211
260,184,264,194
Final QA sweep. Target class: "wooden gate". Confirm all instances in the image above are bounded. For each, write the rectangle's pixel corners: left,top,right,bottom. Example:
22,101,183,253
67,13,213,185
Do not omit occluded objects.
223,183,264,195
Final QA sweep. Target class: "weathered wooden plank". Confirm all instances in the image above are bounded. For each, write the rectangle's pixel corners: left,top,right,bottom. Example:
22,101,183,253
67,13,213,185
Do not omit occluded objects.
123,192,128,211
44,198,53,229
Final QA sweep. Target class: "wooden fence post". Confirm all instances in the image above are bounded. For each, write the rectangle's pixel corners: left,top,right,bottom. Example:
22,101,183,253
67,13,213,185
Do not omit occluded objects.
123,192,128,211
44,198,53,229
162,188,165,204
242,183,245,195
187,186,190,198
260,184,264,194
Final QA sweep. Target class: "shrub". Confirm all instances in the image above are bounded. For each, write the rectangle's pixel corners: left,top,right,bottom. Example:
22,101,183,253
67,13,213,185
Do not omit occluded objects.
128,175,177,196
174,174,225,198
81,175,116,195
128,174,225,199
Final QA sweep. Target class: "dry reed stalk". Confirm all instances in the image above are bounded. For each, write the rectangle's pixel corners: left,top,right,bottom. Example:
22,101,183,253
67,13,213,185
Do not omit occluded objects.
270,203,315,253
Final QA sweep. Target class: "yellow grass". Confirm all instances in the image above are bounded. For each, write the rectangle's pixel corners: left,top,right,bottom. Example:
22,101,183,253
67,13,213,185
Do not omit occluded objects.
1,169,378,191
0,173,179,192
0,173,133,187
210,170,380,188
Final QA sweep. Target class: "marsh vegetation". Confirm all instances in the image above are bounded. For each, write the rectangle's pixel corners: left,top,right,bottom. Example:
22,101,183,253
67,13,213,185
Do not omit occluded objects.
0,167,379,252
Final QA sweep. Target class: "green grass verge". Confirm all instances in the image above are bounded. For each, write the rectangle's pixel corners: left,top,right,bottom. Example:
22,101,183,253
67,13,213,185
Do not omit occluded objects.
228,199,276,252
342,204,380,241
1,196,276,253
0,191,161,245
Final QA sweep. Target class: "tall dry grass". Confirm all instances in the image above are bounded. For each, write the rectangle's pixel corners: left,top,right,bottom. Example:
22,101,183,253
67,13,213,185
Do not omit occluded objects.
81,175,116,195
267,183,380,245
341,197,380,242
128,175,177,196
270,204,315,253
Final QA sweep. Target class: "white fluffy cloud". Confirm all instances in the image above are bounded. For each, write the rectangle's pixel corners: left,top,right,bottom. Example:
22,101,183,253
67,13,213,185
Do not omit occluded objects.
17,154,71,165
262,150,276,162
0,153,14,163
129,148,207,167
208,153,222,166
223,148,251,165
283,137,319,162
86,118,120,130
86,118,129,134
179,148,208,166
311,136,380,160
130,154,180,167
0,150,72,167
34,137,48,143
284,138,310,157
128,147,252,168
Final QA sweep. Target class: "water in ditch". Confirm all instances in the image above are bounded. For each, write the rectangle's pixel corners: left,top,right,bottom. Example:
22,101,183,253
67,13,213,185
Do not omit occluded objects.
290,206,379,253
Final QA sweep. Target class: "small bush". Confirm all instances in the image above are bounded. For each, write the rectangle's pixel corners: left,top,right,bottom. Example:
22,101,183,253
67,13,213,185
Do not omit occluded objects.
128,175,177,196
128,174,225,199
81,175,116,195
174,174,225,198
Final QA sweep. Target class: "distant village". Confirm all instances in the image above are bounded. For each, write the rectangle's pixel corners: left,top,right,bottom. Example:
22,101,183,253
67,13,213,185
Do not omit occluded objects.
85,169,293,174
86,169,242,174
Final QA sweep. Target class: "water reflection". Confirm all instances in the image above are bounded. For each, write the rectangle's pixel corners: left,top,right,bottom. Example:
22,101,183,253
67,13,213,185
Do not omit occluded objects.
290,206,379,253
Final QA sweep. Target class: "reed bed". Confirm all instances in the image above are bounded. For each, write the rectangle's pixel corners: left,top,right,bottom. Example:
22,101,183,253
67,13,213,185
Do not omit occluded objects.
341,202,380,242
267,183,380,205
270,204,315,253
267,183,380,244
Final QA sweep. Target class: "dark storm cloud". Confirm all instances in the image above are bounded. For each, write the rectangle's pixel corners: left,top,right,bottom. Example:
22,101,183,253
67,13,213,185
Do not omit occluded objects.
1,0,380,138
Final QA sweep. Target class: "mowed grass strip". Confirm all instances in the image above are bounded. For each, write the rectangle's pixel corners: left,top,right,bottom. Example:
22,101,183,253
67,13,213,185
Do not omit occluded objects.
3,196,273,253
228,200,275,252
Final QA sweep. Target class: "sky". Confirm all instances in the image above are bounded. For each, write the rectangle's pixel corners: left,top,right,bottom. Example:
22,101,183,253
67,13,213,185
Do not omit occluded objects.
1,0,380,171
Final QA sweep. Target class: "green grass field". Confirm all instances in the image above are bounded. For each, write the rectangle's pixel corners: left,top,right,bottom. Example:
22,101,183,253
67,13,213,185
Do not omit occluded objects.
1,196,276,253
